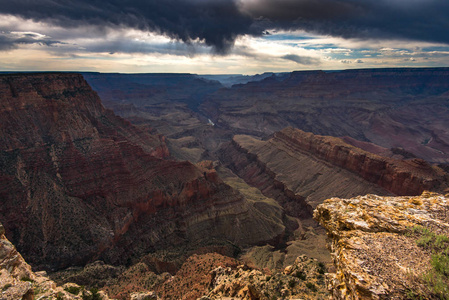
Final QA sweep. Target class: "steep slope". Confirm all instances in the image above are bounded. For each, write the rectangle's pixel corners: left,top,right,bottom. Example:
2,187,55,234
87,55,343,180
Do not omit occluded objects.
314,192,449,299
203,68,449,163
0,73,285,270
83,72,230,163
0,222,100,300
219,127,448,214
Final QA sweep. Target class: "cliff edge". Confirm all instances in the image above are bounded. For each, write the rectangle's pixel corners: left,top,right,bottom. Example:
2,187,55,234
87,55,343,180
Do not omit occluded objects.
314,192,449,299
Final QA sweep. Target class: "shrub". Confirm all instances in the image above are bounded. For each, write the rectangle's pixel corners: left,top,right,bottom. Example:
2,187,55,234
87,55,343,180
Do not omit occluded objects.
288,279,296,288
295,270,306,280
20,276,34,282
65,286,81,295
412,225,449,299
306,282,317,292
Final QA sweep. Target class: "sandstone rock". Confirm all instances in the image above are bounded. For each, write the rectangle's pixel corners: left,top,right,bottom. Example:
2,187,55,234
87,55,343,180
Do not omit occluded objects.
202,254,329,300
130,291,158,300
314,192,449,299
0,222,91,300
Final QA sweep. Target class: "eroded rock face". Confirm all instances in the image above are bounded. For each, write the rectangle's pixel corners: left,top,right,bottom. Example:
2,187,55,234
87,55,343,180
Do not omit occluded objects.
219,127,448,216
314,192,449,299
0,222,96,300
0,73,284,270
203,68,449,163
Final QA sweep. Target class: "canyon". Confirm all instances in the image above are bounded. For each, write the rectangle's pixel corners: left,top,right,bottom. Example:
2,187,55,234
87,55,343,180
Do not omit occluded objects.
84,68,449,165
0,73,285,271
219,127,448,214
1,69,448,299
202,68,449,164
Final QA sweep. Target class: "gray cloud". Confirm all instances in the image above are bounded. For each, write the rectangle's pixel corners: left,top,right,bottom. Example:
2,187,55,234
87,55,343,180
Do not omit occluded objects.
281,54,320,65
0,0,255,53
0,32,62,50
0,0,448,54
245,0,449,44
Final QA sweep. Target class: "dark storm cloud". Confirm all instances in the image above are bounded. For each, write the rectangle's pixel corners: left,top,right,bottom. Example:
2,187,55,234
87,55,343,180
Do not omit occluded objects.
1,0,449,53
245,0,449,44
0,0,255,53
0,32,62,50
281,54,320,65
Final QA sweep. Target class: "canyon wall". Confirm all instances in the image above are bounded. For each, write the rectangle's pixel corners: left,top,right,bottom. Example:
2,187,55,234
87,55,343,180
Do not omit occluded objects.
219,127,448,214
203,68,449,163
0,73,285,270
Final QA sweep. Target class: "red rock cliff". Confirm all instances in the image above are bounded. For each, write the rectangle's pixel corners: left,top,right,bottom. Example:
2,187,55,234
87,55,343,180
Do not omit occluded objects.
274,127,448,196
0,73,284,270
219,127,448,216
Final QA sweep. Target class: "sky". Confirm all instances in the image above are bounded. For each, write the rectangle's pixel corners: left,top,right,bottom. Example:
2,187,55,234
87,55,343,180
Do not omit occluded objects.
1,0,449,74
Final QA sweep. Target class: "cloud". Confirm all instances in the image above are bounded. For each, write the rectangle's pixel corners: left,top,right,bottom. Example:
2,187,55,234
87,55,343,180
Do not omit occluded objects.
1,0,449,55
0,31,62,50
281,54,320,65
0,0,255,53
242,0,449,45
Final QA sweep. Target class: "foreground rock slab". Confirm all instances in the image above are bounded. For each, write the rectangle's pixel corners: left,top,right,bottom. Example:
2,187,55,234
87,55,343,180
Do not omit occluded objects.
314,192,449,299
0,222,110,300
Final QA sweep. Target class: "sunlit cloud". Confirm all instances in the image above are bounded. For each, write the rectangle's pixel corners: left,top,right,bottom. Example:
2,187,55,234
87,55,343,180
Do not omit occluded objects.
1,0,449,74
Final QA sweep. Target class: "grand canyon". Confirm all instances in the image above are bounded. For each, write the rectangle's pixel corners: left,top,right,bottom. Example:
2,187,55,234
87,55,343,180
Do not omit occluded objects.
0,68,448,299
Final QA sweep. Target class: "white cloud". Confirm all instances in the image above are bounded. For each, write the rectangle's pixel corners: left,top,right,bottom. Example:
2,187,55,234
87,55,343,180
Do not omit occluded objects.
1,15,449,73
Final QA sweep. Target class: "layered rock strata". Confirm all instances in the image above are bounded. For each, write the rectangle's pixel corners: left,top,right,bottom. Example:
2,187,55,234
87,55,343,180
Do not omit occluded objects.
203,68,449,163
0,73,285,270
314,192,449,299
219,127,447,215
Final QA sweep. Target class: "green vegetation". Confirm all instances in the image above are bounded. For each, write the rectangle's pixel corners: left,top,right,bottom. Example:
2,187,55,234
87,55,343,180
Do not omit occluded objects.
65,286,82,295
306,282,317,292
294,270,306,280
81,288,102,300
317,262,326,274
411,225,449,299
20,276,34,282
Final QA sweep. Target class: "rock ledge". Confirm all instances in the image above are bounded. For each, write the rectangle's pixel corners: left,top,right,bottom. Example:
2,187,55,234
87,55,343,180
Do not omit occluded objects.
314,192,449,299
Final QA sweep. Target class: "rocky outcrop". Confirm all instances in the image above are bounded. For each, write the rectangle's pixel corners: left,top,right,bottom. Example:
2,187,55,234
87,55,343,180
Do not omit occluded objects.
0,222,103,300
220,127,448,215
0,73,285,270
202,255,329,300
99,252,328,300
314,192,449,299
202,68,449,163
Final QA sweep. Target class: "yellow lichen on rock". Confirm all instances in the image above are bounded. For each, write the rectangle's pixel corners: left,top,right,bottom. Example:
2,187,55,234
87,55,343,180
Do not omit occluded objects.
314,192,449,299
